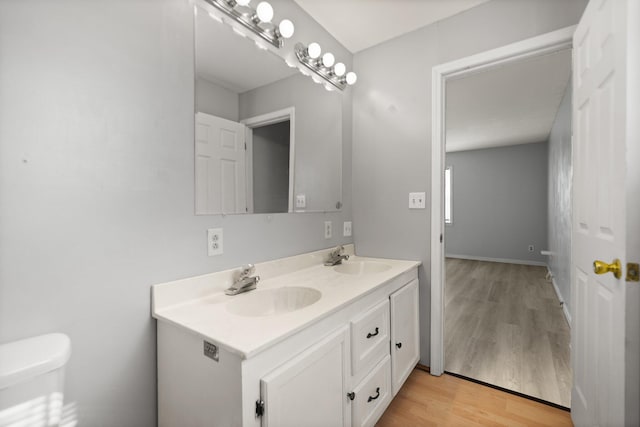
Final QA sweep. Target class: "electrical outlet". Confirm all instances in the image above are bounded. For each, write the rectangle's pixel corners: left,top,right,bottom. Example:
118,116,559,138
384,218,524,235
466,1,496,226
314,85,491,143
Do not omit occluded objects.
528,245,534,252
208,228,223,256
343,221,352,237
409,192,426,209
296,194,306,209
324,221,332,239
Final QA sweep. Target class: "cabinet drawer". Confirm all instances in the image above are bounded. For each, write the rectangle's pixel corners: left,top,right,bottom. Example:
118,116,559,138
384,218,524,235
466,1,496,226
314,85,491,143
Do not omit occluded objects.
349,355,391,427
350,299,389,376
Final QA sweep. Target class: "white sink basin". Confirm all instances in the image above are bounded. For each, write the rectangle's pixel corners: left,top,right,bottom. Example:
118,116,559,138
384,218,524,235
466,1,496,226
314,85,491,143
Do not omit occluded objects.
226,286,322,317
333,261,392,275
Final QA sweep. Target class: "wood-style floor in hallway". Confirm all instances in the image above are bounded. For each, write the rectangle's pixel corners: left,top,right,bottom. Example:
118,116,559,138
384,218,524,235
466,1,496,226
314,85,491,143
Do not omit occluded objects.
443,258,571,407
376,368,572,426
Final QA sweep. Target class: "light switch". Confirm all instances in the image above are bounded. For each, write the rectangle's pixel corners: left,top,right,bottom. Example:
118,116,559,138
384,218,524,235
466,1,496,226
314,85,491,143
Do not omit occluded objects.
343,221,352,237
409,192,426,209
324,221,332,239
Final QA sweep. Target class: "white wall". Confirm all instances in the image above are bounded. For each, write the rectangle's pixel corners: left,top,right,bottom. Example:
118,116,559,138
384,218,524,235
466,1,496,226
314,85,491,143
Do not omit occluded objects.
0,0,352,425
547,79,572,316
445,142,549,265
352,0,588,365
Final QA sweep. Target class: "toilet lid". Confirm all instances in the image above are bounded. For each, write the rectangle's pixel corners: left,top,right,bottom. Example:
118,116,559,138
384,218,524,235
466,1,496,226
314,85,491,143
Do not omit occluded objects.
0,333,71,389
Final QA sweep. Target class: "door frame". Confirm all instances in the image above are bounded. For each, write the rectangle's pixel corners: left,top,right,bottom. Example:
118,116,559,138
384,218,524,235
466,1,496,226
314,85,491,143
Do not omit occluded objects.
241,107,296,213
429,26,575,376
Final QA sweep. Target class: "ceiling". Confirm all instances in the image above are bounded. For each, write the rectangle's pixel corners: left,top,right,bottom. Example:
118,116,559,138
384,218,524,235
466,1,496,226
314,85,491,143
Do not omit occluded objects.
195,6,298,93
445,49,572,153
292,0,490,53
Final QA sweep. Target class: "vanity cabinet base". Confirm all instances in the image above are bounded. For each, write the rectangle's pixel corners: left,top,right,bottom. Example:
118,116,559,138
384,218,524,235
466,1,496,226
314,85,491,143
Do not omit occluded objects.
156,268,419,427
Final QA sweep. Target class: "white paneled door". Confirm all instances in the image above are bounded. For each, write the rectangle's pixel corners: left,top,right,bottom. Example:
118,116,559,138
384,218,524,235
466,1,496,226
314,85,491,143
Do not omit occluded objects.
195,112,247,214
571,0,635,425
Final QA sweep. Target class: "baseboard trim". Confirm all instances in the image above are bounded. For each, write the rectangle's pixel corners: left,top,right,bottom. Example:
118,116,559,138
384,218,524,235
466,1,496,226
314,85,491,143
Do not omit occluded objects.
546,266,572,328
445,254,547,267
415,363,430,373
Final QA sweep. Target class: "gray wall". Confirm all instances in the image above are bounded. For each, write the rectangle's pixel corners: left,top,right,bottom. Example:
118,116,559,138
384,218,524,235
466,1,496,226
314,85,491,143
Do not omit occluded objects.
547,79,572,315
0,0,352,425
252,121,290,213
352,0,587,365
195,77,239,121
445,142,549,264
240,74,344,212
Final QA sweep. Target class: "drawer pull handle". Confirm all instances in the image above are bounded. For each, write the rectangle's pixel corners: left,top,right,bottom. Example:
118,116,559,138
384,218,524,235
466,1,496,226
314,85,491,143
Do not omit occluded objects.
347,392,355,401
367,387,380,402
396,342,402,349
366,327,379,339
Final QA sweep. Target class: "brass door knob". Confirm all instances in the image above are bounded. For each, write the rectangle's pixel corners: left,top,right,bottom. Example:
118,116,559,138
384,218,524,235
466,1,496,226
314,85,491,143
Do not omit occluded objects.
593,259,622,279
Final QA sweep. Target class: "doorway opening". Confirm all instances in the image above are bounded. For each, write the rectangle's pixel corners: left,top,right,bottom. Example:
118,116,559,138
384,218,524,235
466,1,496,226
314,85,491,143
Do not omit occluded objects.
242,107,296,214
430,26,575,407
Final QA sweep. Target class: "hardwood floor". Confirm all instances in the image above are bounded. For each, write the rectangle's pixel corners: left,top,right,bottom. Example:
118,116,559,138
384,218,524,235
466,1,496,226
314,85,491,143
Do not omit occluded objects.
376,369,572,427
444,258,571,407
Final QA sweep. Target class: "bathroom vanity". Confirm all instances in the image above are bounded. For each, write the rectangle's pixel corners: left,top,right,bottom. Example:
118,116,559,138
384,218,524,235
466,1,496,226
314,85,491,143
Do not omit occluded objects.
152,245,420,427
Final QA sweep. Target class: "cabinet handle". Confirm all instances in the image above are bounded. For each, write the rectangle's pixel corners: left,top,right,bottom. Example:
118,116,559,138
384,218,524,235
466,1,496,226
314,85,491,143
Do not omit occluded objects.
396,342,402,349
366,327,379,339
347,392,355,401
367,387,380,402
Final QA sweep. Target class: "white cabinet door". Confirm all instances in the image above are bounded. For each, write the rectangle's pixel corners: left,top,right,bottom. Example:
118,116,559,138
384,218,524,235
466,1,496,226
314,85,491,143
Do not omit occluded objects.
260,326,350,427
390,279,420,396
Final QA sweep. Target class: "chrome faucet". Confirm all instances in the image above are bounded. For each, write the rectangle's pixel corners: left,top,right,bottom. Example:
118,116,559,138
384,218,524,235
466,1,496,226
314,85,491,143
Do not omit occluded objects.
324,245,350,266
225,264,260,296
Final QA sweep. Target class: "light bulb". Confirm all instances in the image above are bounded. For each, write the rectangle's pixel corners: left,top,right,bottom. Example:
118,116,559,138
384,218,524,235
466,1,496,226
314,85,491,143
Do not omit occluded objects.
346,71,357,85
307,42,321,59
322,52,335,68
278,19,295,38
333,62,346,76
256,1,273,22
235,0,251,6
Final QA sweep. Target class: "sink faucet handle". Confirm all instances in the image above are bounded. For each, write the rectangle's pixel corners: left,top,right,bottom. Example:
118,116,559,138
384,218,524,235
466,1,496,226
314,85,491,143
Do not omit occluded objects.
238,264,256,279
330,245,344,257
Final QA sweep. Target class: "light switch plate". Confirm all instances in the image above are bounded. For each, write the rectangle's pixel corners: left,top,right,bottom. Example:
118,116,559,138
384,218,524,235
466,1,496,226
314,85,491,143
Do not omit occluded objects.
343,221,352,237
409,192,426,209
324,221,332,239
207,228,223,256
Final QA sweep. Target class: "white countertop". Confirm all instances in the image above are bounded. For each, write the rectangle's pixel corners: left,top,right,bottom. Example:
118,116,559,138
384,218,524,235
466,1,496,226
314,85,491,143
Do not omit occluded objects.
152,246,420,359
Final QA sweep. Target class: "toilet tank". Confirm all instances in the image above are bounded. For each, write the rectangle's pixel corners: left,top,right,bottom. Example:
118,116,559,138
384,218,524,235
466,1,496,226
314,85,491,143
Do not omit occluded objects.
0,334,71,427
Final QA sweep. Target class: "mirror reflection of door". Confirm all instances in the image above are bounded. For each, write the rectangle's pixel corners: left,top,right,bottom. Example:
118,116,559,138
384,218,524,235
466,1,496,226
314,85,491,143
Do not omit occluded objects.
195,112,247,215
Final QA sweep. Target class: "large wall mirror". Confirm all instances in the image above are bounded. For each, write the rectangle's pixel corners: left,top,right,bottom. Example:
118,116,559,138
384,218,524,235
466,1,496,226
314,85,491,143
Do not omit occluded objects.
194,2,343,215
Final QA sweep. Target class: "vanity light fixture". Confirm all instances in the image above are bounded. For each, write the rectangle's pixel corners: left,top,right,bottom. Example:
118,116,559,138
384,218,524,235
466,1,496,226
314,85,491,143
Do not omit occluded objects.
294,42,357,91
203,0,294,48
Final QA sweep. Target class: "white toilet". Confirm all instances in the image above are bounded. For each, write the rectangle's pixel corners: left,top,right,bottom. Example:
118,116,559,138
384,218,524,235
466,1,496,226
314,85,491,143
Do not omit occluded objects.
0,334,71,427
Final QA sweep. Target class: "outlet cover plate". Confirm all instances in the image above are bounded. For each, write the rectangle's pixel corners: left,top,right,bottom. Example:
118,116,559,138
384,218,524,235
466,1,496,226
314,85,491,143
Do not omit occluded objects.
208,228,223,256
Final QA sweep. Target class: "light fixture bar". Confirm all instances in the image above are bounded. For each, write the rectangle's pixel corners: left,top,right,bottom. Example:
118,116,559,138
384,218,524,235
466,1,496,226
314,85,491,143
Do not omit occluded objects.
294,43,349,91
204,0,283,48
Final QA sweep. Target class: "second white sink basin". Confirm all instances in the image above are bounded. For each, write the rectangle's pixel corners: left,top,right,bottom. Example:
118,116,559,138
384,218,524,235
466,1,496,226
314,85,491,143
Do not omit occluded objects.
333,261,392,275
226,286,322,317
